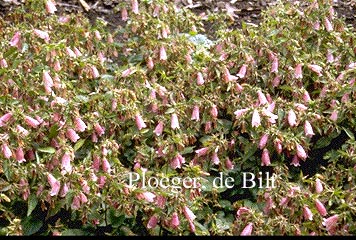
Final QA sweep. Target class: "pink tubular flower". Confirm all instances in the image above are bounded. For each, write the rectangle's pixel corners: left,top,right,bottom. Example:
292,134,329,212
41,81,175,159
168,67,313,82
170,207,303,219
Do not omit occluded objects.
60,183,69,197
159,46,167,61
195,147,209,157
94,123,105,136
274,139,283,154
304,120,315,138
323,215,339,234
303,90,311,103
153,121,164,136
65,47,76,58
280,197,289,207
156,195,166,209
47,174,60,196
2,143,12,159
212,151,220,165
0,59,8,68
131,0,139,14
257,90,268,105
271,56,279,73
324,17,333,32
272,75,280,87
54,59,61,72
16,147,26,163
170,153,185,169
210,104,218,118
196,72,204,86
170,212,180,228
330,110,338,122
102,158,111,173
25,116,40,128
236,207,250,217
74,117,87,132
142,191,156,203
315,199,328,216
189,221,196,233
290,155,300,167
71,195,81,209
296,144,307,160
66,128,80,143
225,158,234,170
171,113,180,129
191,105,200,121
121,68,132,78
234,108,248,119
94,30,102,41
90,66,100,78
327,50,334,63
9,32,21,48
121,7,128,21
147,215,158,229
61,153,72,174
308,64,323,76
45,0,57,14
43,71,53,94
294,63,303,79
34,29,50,42
251,110,261,128
303,206,313,221
79,192,88,204
223,66,238,82
315,178,323,194
183,206,196,222
259,134,269,149
0,112,13,127
135,114,147,130
240,223,253,236
287,109,297,127
147,57,154,70
261,148,271,166
17,125,29,136
236,64,247,78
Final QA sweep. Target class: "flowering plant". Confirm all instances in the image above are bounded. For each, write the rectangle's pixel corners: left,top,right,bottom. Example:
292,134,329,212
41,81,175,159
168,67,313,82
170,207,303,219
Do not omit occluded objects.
0,0,355,236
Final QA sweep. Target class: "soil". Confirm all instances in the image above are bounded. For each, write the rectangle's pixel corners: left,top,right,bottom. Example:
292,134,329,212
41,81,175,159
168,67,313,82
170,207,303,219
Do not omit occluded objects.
1,0,355,30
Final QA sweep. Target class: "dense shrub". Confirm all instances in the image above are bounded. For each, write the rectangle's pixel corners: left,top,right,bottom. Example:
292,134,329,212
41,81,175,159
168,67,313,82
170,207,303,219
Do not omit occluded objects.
0,0,355,236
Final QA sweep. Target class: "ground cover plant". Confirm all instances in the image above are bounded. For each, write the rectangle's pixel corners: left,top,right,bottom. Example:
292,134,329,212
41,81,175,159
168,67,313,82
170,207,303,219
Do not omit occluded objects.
0,0,355,236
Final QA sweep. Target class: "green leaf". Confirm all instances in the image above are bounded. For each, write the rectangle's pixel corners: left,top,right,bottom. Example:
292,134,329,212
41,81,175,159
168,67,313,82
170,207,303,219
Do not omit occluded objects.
315,137,332,149
37,147,56,154
74,139,86,152
181,146,194,155
61,229,89,236
164,108,176,114
3,160,12,181
48,124,60,139
215,218,231,231
219,199,232,210
27,193,38,216
342,127,355,140
194,221,210,236
4,47,17,58
21,216,43,236
100,74,115,81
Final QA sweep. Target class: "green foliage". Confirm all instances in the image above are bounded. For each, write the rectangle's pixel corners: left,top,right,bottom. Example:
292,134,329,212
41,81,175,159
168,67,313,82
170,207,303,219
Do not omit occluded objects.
0,0,355,236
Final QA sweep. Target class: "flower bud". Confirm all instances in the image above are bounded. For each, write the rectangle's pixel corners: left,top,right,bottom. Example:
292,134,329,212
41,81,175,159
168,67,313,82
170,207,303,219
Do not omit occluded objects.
303,206,313,221
45,0,57,14
304,120,315,138
261,148,271,166
251,110,261,127
171,113,180,129
294,63,303,79
196,72,204,85
315,199,327,216
66,128,80,143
